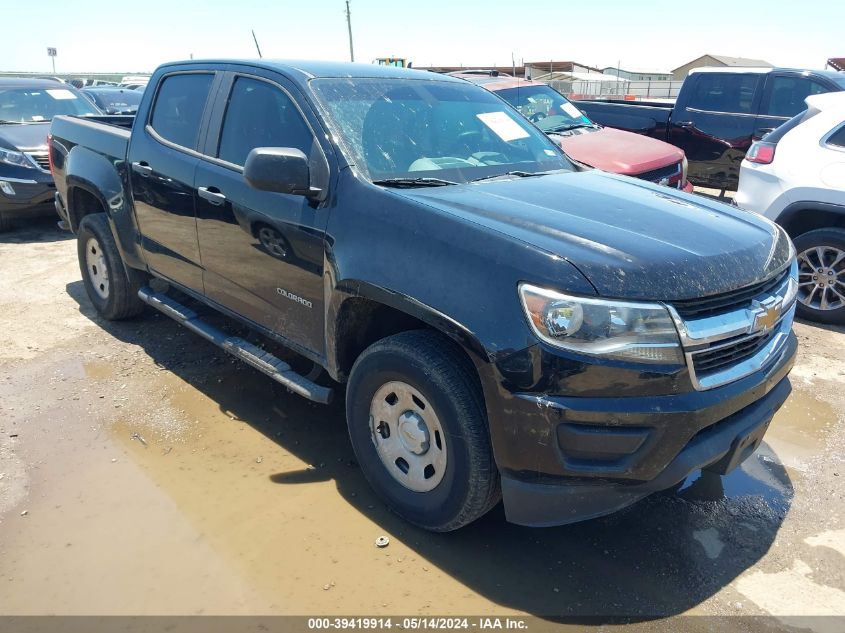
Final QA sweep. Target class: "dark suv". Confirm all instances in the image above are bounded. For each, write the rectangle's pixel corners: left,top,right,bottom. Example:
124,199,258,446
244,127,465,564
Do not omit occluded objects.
0,78,100,231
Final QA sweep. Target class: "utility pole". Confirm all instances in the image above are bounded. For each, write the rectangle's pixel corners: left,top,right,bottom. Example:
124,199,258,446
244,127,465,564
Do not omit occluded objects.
252,30,263,58
345,0,355,62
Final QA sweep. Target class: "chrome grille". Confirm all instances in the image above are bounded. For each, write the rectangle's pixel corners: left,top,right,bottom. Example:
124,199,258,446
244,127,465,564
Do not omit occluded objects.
671,269,789,319
26,152,50,172
635,161,682,188
691,329,778,376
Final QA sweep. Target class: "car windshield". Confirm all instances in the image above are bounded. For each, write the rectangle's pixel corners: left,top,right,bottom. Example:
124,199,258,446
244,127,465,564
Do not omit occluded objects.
0,86,100,123
310,78,572,183
494,84,595,133
85,89,142,113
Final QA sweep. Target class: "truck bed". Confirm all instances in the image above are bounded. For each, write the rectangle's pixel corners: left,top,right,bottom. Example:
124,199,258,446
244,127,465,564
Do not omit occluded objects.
51,115,133,163
573,100,672,137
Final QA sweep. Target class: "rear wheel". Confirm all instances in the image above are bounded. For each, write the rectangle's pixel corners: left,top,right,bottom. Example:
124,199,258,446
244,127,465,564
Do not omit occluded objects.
346,330,500,531
77,214,146,320
794,228,845,325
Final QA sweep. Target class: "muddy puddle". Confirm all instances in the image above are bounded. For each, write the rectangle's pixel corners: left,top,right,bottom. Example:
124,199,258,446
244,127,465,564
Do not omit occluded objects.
0,331,841,619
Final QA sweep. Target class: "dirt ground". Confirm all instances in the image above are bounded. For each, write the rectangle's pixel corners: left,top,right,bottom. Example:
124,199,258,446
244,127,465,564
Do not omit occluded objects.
1,216,844,629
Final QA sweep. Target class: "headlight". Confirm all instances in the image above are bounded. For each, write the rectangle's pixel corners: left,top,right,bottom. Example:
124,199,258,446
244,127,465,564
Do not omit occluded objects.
519,283,684,364
0,147,34,169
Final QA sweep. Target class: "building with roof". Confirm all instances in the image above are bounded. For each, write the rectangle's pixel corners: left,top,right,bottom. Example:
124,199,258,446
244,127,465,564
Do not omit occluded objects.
602,67,672,81
826,58,845,72
671,54,773,80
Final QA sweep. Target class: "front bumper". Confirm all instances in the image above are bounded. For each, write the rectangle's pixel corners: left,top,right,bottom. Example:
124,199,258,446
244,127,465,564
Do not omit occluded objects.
489,330,796,527
0,174,55,215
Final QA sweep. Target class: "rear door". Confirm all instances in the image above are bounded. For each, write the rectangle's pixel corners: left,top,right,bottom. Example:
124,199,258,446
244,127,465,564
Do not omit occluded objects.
755,73,836,140
193,71,333,356
668,72,764,190
127,70,219,291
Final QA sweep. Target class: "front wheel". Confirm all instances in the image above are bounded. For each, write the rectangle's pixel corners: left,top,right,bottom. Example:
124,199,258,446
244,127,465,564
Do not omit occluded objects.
346,330,500,531
77,214,146,320
794,228,845,325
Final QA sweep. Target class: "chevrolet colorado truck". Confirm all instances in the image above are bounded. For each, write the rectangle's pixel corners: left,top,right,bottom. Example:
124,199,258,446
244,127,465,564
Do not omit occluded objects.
50,60,798,530
575,67,845,192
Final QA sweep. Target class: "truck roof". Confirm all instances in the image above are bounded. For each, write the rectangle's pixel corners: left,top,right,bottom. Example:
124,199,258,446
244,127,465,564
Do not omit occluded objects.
690,66,845,80
157,59,462,84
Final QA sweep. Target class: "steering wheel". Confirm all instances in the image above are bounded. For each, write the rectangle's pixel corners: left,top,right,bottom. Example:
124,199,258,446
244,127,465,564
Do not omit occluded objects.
451,130,484,154
529,112,547,122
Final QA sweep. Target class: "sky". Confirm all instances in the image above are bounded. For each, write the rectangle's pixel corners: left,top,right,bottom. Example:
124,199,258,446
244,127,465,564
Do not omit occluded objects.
1,0,842,74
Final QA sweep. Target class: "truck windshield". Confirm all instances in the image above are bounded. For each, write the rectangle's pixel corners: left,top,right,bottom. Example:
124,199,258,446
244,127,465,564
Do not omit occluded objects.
0,86,100,123
493,84,595,134
310,78,572,184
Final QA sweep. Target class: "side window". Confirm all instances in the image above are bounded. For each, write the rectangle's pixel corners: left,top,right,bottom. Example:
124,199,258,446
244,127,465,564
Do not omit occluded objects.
690,73,761,114
827,125,845,149
217,77,314,167
149,73,213,149
763,76,830,118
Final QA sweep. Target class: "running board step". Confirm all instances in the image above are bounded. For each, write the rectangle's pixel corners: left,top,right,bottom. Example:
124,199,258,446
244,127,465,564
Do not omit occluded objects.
137,287,333,404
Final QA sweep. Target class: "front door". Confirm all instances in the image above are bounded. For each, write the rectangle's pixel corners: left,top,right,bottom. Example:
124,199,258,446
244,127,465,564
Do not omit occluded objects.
128,71,216,291
194,74,331,356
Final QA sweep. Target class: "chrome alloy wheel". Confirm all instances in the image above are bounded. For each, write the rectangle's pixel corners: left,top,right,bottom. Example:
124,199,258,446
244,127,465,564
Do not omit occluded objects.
85,237,110,300
257,226,288,258
369,381,448,492
798,245,845,311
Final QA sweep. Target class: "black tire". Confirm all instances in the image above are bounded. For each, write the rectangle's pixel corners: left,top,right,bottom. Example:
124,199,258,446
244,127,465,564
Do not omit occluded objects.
0,212,11,233
346,330,500,532
793,228,845,325
77,213,146,320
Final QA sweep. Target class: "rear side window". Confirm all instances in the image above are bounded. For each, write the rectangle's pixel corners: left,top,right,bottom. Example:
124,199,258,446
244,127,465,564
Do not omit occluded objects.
827,125,845,149
217,76,314,167
689,73,761,114
762,76,830,118
150,73,213,149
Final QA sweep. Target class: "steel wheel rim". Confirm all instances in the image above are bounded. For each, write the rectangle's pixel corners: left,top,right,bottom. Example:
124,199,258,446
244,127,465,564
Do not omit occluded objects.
797,245,845,311
85,237,110,300
369,380,448,492
258,226,287,258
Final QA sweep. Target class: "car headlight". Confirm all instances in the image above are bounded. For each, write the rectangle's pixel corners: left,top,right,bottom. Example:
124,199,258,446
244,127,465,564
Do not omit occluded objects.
0,147,35,169
519,283,684,364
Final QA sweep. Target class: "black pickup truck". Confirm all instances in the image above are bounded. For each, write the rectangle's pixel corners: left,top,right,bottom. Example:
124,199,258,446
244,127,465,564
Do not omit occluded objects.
50,60,798,531
576,67,845,192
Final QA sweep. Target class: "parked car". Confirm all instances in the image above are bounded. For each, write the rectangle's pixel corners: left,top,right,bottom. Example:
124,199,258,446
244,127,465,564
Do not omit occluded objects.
463,76,692,192
81,87,143,115
575,67,845,192
736,91,845,324
51,60,797,531
0,78,100,231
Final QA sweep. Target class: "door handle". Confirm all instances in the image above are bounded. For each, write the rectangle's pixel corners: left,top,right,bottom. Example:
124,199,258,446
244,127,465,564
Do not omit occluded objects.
131,161,152,177
197,186,227,206
675,121,694,129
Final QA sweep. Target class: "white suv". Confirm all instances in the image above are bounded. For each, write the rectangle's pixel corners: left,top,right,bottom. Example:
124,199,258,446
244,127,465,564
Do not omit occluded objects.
736,91,845,324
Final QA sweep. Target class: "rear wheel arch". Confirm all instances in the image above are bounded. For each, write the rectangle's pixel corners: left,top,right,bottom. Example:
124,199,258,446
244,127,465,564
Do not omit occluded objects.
67,184,108,232
776,202,845,238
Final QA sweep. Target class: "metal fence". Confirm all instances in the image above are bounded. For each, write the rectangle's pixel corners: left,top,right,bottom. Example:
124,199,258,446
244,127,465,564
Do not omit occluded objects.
549,79,684,101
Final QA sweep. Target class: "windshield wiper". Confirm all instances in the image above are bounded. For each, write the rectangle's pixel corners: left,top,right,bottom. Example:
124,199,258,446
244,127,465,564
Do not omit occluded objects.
469,170,546,183
545,122,597,133
372,177,458,188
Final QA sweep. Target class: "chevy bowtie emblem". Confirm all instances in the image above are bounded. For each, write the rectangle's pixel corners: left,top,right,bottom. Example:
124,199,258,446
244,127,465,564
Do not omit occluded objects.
751,297,782,332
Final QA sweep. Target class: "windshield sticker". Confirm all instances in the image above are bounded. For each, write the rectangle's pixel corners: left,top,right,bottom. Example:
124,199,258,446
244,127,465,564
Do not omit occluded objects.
543,149,557,156
31,115,45,121
561,102,583,118
476,112,530,142
46,89,78,100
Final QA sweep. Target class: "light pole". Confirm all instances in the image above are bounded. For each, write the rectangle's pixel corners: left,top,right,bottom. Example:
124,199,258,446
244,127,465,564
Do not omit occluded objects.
345,0,355,62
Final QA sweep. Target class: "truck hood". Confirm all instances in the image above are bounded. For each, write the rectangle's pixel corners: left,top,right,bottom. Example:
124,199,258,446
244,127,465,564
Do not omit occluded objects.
397,170,791,301
0,122,50,151
550,127,683,175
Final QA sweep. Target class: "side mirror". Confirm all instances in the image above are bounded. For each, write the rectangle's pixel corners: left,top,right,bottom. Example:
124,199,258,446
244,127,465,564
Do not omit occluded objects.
243,147,316,197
